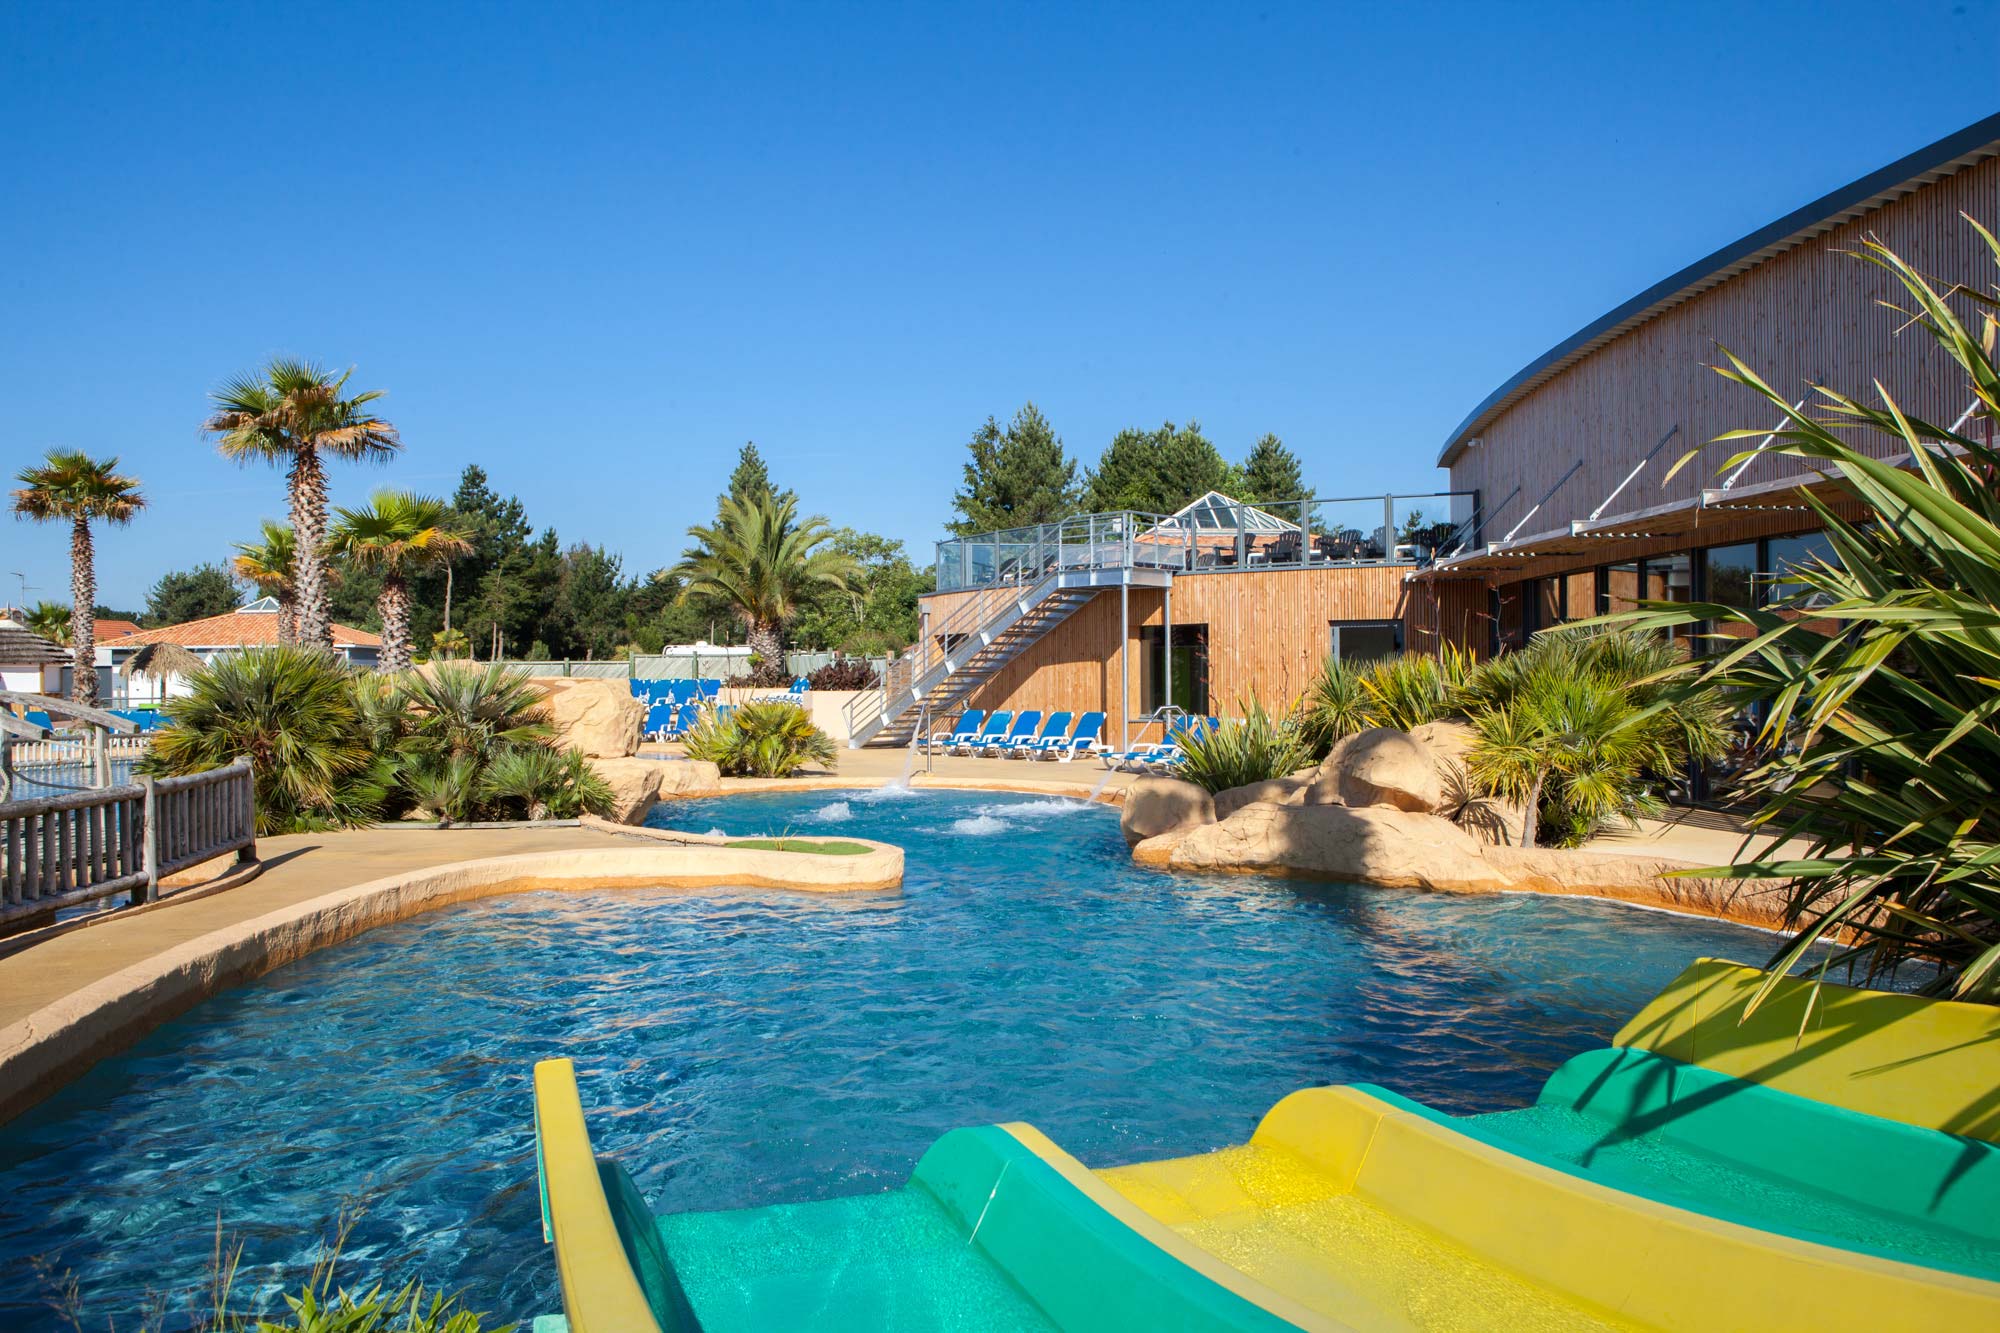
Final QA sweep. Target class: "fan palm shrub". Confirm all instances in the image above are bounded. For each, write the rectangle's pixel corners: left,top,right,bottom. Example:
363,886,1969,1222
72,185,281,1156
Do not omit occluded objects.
673,494,860,684
231,520,302,643
683,700,836,776
142,646,385,833
1301,644,1475,755
1175,700,1314,794
1616,223,2000,1002
22,600,72,646
10,450,145,705
478,745,613,820
328,491,473,671
1462,627,1728,848
204,359,400,649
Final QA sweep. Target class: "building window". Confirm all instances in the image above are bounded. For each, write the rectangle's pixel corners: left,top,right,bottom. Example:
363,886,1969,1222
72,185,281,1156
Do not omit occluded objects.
1329,619,1403,663
1702,542,1759,610
1141,624,1209,715
1760,531,1838,607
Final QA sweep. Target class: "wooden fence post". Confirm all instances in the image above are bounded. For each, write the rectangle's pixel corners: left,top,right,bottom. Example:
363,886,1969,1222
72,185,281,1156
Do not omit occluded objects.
139,774,158,905
235,759,257,866
91,725,110,788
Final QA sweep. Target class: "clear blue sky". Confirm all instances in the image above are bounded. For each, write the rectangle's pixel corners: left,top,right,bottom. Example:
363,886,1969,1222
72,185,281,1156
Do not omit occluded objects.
4,1,1995,609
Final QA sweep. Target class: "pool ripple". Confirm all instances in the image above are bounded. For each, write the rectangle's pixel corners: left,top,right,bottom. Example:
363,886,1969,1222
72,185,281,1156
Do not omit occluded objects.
1,788,1792,1330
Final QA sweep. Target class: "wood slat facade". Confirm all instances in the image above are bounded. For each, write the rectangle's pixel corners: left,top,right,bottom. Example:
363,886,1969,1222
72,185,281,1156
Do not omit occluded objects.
918,567,1485,733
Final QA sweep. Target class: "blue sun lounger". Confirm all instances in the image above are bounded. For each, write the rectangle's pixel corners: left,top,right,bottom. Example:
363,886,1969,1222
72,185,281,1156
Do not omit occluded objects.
999,710,1069,759
919,710,983,753
950,710,1011,756
976,710,1041,756
1029,710,1105,761
1098,717,1206,771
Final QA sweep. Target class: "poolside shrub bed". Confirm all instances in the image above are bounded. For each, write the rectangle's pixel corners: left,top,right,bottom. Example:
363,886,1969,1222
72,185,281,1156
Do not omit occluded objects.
1174,700,1314,794
143,650,612,832
682,699,837,777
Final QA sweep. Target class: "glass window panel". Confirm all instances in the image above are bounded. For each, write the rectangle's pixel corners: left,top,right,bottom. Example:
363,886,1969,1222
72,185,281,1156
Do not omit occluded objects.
1761,531,1838,608
1703,543,1758,610
1330,620,1404,663
1602,563,1642,615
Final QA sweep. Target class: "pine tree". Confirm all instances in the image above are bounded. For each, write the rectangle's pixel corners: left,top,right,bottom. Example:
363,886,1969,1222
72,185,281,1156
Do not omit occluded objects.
721,442,792,511
948,403,1078,535
1239,433,1306,504
1082,421,1237,513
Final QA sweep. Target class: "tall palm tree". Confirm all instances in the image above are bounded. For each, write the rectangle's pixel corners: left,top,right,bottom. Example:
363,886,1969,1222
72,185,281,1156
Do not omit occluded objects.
327,491,473,671
230,520,300,644
203,358,400,649
10,450,145,705
21,600,72,646
672,493,859,675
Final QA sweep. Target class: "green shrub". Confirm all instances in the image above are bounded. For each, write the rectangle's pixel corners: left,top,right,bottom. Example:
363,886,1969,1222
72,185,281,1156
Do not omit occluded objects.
683,700,836,776
1301,645,1475,755
142,646,383,834
1174,700,1314,794
1461,627,1728,848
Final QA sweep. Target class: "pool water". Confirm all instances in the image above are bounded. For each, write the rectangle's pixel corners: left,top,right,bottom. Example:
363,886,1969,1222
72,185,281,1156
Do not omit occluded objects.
0,788,1789,1329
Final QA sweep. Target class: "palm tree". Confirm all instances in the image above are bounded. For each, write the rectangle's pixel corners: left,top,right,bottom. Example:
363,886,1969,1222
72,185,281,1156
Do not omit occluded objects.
203,358,400,649
230,520,300,644
10,450,145,705
672,493,859,677
327,491,473,672
22,600,72,646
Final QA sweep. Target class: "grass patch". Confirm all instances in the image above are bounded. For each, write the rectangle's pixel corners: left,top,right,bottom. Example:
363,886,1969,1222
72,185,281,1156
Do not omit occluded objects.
726,837,873,856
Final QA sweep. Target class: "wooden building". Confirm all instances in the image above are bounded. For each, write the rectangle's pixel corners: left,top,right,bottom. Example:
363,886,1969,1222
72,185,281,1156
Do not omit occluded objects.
1429,112,2000,646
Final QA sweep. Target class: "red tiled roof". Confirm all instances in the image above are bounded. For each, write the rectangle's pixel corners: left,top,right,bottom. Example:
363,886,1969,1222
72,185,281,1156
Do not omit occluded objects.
113,610,382,649
94,619,141,638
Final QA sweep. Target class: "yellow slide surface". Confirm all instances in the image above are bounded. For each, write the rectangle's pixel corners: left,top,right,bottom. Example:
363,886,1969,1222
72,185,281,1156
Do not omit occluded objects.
1094,1084,2000,1332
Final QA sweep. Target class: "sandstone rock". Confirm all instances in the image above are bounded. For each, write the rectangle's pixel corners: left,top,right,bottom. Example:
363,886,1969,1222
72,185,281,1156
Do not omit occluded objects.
536,678,645,758
1335,727,1443,813
1130,828,1195,867
1167,802,1514,892
1120,777,1217,847
1300,736,1356,806
1213,775,1312,821
590,758,666,824
1454,795,1529,846
655,759,722,799
1408,719,1476,771
1484,846,1792,930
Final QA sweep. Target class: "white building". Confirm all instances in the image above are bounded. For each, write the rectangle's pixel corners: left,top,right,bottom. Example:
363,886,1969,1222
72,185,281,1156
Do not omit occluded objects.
0,619,66,695
97,598,383,704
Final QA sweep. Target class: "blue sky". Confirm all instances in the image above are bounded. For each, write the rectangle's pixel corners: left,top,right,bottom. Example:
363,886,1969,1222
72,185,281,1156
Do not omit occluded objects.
3,1,1995,609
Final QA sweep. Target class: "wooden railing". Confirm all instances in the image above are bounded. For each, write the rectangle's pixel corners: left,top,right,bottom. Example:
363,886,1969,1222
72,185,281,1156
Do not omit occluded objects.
0,759,256,930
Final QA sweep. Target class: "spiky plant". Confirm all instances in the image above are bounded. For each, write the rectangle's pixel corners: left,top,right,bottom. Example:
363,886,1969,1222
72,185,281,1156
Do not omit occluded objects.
203,359,400,649
406,753,483,827
478,745,613,820
1617,221,2000,1003
141,646,382,833
10,450,145,705
231,520,302,644
1362,644,1473,731
1175,700,1314,794
673,493,859,680
1302,655,1372,756
1462,627,1728,848
21,599,72,646
328,491,472,671
683,700,836,776
399,663,550,761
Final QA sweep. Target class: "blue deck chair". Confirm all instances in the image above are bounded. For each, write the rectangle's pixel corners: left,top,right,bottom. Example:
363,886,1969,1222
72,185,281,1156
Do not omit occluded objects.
1031,710,1104,762
1005,711,1071,760
950,710,1011,756
24,709,52,731
920,710,984,753
976,709,1042,757
644,702,678,740
1098,716,1202,771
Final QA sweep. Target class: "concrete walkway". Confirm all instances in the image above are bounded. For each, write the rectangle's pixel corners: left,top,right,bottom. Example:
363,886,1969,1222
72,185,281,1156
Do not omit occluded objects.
0,824,631,1030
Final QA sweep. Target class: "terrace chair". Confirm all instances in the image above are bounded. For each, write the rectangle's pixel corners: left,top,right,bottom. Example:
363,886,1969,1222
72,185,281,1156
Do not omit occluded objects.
1001,710,1069,759
976,710,1042,757
1030,710,1105,761
920,710,984,753
1098,717,1204,772
644,702,678,740
949,710,1012,756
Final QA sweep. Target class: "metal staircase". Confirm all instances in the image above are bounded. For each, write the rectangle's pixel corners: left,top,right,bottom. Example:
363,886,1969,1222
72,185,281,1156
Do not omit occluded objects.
844,567,1167,748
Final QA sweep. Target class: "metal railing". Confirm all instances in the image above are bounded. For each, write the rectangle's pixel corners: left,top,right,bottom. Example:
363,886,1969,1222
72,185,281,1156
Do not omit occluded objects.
1,758,256,930
933,493,1479,593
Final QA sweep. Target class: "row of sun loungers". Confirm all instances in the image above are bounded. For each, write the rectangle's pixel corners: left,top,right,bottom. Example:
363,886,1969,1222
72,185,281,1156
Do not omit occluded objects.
918,709,1107,761
1093,715,1218,772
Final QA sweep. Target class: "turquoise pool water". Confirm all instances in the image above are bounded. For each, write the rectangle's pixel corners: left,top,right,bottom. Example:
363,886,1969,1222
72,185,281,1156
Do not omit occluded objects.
0,788,1791,1329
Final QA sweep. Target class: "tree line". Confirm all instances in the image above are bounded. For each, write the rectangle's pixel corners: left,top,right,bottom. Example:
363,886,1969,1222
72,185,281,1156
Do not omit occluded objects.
948,402,1308,535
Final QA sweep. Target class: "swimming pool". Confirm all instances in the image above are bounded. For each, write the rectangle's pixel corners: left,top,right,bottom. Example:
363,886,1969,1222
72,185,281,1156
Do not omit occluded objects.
0,788,1790,1329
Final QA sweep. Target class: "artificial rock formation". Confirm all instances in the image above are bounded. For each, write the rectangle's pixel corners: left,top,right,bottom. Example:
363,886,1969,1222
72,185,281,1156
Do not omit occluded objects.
589,757,724,824
1213,775,1313,821
1333,727,1443,813
1120,776,1217,847
537,678,645,758
1166,802,1501,891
